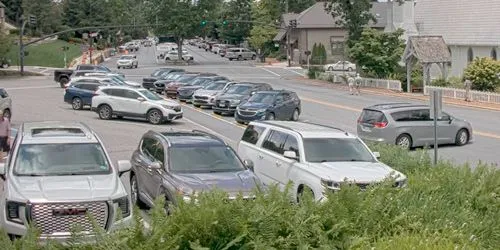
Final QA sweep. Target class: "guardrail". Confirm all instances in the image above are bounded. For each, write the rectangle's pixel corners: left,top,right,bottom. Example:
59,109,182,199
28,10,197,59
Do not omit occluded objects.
424,86,500,104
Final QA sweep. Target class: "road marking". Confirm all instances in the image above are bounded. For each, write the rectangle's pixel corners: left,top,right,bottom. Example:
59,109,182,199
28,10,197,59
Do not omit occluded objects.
4,85,55,90
285,68,306,76
475,131,500,140
259,67,281,77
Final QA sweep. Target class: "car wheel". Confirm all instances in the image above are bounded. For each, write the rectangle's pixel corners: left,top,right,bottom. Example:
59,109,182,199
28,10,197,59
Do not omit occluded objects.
59,77,69,88
1,63,9,68
238,55,242,61
213,111,222,115
117,115,123,119
291,108,300,121
72,97,83,110
297,185,314,203
3,109,11,120
98,104,113,120
251,55,256,60
117,66,120,69
266,112,275,120
395,134,412,150
455,129,469,146
229,58,233,61
147,109,163,125
135,64,138,68
131,174,148,209
347,67,353,71
328,66,333,71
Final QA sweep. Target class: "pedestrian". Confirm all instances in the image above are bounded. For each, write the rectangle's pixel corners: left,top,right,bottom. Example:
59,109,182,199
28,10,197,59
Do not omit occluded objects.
0,110,11,159
464,77,472,102
347,76,355,95
354,73,362,95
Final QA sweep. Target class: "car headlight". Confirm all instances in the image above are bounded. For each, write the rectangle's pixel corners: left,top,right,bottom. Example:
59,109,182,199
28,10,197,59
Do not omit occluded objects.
113,196,131,218
256,108,267,113
162,105,176,110
321,179,341,190
6,201,27,225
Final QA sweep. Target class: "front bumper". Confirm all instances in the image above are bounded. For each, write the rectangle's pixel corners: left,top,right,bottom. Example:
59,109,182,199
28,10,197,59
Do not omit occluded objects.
192,96,216,106
178,93,194,102
164,112,183,121
117,62,133,67
234,110,267,123
165,89,179,98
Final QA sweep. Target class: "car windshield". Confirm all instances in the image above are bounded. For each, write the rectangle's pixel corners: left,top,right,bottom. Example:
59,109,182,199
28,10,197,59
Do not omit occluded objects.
120,55,134,60
225,85,252,94
13,143,111,176
189,78,208,85
178,75,197,83
248,92,276,104
111,76,126,84
139,89,163,100
164,73,182,80
152,69,167,77
98,66,111,72
303,138,375,163
205,81,227,90
169,146,245,173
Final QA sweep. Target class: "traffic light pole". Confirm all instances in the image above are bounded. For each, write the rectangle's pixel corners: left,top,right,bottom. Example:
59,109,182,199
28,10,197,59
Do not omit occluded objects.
19,18,27,76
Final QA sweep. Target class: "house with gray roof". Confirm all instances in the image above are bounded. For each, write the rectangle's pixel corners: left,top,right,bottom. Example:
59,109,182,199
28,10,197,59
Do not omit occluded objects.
413,0,500,78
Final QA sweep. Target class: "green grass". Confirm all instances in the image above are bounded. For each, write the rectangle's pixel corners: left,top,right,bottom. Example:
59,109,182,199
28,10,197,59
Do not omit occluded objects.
0,144,499,249
4,40,82,68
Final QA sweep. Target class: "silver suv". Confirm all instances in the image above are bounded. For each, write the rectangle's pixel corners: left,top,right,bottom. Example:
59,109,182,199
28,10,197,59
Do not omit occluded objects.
0,88,12,119
0,121,133,241
357,103,473,149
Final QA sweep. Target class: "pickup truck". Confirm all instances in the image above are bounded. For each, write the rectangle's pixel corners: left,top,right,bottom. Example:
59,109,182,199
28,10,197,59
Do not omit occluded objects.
54,64,124,88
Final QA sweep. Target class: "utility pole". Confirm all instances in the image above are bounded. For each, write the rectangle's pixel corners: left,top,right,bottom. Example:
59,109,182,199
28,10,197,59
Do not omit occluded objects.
19,17,27,76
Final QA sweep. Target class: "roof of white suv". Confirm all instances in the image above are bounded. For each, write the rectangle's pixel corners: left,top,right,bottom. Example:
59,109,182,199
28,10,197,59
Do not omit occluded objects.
252,121,356,139
19,121,99,144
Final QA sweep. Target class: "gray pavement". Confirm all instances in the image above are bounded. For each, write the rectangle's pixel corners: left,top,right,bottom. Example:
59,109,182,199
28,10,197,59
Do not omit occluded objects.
2,44,499,167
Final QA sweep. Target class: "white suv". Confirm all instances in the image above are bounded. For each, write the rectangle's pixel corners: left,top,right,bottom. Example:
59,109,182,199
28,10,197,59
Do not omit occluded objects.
237,121,407,202
91,86,183,124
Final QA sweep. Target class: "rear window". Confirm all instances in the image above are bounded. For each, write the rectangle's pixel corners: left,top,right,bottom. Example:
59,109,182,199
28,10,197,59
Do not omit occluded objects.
241,125,266,145
359,109,387,123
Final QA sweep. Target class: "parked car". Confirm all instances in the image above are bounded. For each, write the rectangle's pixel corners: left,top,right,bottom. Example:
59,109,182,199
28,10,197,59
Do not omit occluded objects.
235,90,301,124
164,51,194,61
92,86,183,124
82,72,141,87
150,71,190,94
0,88,12,119
323,61,356,72
213,83,273,115
192,81,236,108
177,76,228,102
219,45,236,57
130,129,261,212
142,68,185,92
64,82,102,110
226,48,257,61
237,121,407,202
356,103,473,149
1,58,11,68
0,121,133,241
165,73,216,99
117,55,139,69
54,64,124,88
64,76,124,89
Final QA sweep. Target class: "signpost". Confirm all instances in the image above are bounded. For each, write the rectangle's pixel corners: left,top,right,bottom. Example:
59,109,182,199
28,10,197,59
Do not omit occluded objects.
304,50,311,70
429,89,443,165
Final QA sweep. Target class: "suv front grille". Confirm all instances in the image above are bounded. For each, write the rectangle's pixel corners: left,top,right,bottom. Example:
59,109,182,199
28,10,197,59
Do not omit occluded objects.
238,110,256,116
31,202,109,235
194,95,208,100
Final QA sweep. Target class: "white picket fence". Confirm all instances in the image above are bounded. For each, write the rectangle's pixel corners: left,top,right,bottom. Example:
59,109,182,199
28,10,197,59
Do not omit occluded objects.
424,86,500,104
360,78,402,91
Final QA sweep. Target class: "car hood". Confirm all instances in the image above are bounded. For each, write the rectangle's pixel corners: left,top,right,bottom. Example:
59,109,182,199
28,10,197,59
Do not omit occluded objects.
172,170,259,193
308,161,406,183
217,93,246,101
125,81,141,87
239,102,272,110
153,99,180,106
9,174,125,202
194,89,221,96
167,82,189,88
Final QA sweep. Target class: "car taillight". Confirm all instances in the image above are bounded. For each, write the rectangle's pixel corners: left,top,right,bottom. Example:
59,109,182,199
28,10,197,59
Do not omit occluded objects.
373,122,388,128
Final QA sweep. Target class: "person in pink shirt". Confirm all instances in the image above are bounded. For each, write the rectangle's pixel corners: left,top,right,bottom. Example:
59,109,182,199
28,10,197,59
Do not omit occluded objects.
0,109,11,154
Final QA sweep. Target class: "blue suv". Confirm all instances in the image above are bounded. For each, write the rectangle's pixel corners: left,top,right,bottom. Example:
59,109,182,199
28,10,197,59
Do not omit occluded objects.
63,82,101,110
235,90,301,124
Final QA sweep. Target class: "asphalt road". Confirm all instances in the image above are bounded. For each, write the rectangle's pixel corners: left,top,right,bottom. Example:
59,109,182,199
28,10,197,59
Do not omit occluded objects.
2,44,499,168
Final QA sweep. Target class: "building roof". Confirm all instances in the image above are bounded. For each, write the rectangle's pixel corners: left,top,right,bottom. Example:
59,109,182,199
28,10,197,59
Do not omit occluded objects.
295,1,387,29
403,36,451,63
0,1,5,8
414,0,500,46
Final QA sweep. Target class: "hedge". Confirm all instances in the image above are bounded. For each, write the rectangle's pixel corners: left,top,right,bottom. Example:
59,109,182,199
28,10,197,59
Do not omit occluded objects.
1,144,498,249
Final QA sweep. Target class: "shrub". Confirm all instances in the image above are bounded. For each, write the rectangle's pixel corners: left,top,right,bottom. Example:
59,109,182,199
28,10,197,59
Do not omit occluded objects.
464,57,500,92
307,66,323,79
0,144,498,249
311,43,327,65
68,37,84,44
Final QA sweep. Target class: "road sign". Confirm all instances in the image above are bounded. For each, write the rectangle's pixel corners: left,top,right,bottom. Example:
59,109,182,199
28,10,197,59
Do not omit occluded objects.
430,89,443,119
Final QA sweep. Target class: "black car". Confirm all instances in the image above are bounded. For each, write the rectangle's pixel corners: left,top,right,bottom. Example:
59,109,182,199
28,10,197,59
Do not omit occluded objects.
235,90,301,124
177,76,228,102
142,68,185,92
212,82,273,115
130,130,261,212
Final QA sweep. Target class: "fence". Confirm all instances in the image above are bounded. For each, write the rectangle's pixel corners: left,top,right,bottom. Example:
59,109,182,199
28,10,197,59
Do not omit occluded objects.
424,86,500,104
316,72,402,91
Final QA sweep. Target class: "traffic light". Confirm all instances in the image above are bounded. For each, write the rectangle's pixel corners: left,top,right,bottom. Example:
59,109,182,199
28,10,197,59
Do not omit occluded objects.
29,15,37,26
222,16,228,26
201,15,207,26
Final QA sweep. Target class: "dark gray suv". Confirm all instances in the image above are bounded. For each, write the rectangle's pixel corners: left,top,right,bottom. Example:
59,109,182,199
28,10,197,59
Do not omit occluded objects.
213,82,273,115
130,130,261,211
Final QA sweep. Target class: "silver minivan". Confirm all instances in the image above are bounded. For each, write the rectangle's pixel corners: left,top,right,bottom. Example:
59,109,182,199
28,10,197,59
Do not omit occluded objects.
357,103,473,149
226,48,257,61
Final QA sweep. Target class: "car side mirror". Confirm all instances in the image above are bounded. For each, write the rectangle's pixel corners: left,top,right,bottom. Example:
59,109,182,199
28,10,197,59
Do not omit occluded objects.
137,97,146,102
117,160,131,173
373,152,381,159
0,163,5,175
243,159,254,171
149,161,162,169
283,151,298,160
448,116,453,124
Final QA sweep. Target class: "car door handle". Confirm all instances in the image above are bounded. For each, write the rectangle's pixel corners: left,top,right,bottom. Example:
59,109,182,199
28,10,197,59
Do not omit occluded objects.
275,161,282,167
258,155,264,160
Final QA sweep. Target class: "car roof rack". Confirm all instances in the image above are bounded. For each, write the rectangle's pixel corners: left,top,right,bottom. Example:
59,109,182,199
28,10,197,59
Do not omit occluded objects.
299,121,349,136
191,130,226,144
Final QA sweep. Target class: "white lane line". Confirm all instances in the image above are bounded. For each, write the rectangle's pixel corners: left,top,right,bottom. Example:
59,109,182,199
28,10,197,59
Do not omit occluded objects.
182,117,236,143
285,68,305,76
259,67,281,77
5,85,56,90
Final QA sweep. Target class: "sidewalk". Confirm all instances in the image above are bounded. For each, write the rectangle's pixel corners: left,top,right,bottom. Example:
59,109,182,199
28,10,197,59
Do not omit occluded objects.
293,77,500,112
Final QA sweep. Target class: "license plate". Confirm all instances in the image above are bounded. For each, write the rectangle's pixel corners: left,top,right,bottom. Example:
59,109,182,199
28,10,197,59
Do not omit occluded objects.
219,104,225,107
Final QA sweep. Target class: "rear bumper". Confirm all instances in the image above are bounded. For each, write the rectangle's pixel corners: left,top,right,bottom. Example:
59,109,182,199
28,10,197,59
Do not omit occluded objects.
165,112,183,121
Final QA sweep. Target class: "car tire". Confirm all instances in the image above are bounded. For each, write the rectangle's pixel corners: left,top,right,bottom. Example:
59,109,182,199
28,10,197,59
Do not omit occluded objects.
291,108,300,121
347,67,353,71
297,185,314,203
59,77,69,88
229,58,233,61
395,134,412,150
193,104,200,108
328,66,333,71
147,109,163,125
251,55,256,60
117,66,120,69
266,112,275,120
2,109,11,120
131,174,148,209
213,111,222,115
1,63,9,68
72,97,83,110
98,104,113,120
238,55,242,61
455,128,469,146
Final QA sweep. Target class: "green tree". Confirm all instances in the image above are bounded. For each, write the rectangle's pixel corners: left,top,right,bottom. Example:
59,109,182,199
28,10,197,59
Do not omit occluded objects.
463,57,500,92
2,0,23,23
325,0,404,48
248,0,278,61
21,0,59,35
0,29,14,59
286,0,317,13
220,0,252,44
348,28,405,78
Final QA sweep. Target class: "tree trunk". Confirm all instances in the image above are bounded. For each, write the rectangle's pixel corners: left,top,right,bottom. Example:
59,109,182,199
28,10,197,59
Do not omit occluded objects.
177,38,183,61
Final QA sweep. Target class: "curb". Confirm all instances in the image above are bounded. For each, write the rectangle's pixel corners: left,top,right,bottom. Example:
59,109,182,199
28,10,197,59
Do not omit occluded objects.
292,77,500,112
